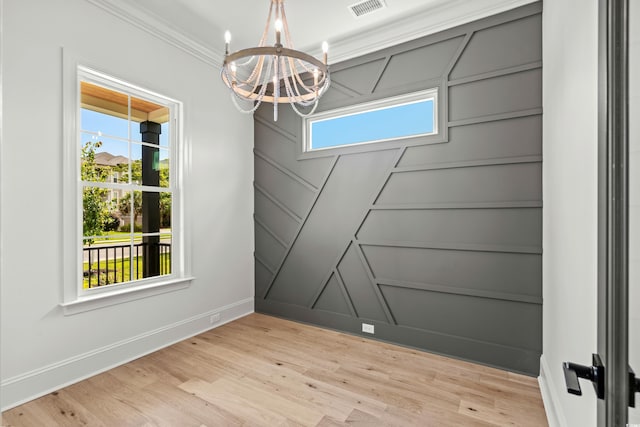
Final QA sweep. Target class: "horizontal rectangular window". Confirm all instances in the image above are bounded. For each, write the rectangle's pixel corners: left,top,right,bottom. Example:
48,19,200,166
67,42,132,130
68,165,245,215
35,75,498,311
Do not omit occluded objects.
305,88,437,152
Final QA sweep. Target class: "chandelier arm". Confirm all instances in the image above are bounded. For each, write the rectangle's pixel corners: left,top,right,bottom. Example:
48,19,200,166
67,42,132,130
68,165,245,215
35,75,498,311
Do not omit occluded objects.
288,57,309,93
282,5,313,75
227,1,273,69
280,5,294,49
295,60,314,75
289,97,321,117
237,55,265,88
290,61,320,93
231,92,263,114
285,76,312,106
259,54,273,98
229,57,272,114
236,54,258,68
283,56,303,99
290,72,312,104
274,0,280,27
283,70,317,106
242,55,266,95
283,52,329,106
224,70,264,114
259,1,275,47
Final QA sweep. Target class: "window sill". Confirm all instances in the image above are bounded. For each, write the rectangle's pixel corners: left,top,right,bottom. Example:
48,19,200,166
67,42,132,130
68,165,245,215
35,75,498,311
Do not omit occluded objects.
60,276,194,316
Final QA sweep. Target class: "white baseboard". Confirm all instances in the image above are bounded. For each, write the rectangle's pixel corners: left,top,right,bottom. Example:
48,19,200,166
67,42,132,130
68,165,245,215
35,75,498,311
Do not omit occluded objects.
1,297,254,411
539,354,567,427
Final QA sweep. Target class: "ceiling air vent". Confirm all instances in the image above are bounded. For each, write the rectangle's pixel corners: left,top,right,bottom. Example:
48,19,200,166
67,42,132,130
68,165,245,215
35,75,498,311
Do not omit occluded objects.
349,0,386,18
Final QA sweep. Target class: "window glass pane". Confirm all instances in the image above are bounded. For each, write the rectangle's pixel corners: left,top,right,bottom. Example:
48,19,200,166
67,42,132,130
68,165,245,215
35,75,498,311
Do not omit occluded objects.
127,144,169,188
115,190,135,233
80,82,130,139
80,108,129,140
83,186,128,238
160,121,170,148
82,185,111,239
310,98,435,150
129,144,142,185
80,136,129,183
129,121,142,142
160,191,172,229
83,237,134,289
133,234,172,280
159,234,172,276
134,190,172,234
159,148,170,188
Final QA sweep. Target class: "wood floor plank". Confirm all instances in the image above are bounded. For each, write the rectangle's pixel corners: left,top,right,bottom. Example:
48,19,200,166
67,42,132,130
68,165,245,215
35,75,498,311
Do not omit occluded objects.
178,378,290,426
141,381,243,426
1,313,548,426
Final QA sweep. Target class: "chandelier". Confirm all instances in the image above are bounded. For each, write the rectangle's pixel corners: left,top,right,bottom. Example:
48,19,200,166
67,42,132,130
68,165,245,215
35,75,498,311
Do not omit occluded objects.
220,0,330,121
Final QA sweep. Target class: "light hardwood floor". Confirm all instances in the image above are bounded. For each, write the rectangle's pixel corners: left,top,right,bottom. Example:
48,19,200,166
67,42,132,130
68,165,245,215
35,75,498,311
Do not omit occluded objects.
1,313,548,426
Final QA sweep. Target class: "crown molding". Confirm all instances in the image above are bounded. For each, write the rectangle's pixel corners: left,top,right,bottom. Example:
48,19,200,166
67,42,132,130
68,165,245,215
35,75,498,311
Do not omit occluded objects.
325,0,540,65
85,0,537,70
84,0,223,68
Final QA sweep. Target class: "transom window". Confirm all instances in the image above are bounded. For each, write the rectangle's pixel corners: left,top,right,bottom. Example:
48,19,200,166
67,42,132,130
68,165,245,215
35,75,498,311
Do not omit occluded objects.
78,70,180,294
304,88,438,152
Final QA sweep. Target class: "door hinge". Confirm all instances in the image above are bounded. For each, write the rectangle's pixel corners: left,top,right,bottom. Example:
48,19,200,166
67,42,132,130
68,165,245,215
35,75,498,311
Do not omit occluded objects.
562,353,605,399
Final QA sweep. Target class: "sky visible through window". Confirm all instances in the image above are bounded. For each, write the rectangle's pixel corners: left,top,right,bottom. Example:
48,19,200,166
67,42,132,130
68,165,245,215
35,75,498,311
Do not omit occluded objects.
81,109,169,160
310,99,434,150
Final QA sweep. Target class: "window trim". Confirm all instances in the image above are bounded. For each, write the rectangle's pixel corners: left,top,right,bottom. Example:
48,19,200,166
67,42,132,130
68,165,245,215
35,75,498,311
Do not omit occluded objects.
300,87,442,159
62,50,192,315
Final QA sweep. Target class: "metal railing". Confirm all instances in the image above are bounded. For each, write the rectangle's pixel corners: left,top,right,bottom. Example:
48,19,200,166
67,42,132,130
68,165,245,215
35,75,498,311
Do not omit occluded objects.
83,242,171,288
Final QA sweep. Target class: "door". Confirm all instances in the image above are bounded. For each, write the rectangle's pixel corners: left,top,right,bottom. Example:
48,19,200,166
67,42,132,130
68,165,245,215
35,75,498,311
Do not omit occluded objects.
629,0,640,423
563,0,640,425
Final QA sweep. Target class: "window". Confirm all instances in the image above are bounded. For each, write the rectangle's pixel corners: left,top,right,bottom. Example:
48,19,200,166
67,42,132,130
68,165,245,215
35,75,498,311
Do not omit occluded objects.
62,64,189,313
304,88,438,153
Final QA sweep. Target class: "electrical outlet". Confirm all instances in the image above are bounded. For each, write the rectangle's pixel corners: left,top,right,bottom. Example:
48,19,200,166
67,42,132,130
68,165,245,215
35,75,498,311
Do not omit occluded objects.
362,323,375,334
209,313,221,324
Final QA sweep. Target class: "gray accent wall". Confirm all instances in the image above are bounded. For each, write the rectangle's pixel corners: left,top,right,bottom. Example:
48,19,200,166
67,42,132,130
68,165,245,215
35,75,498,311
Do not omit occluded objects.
254,3,542,375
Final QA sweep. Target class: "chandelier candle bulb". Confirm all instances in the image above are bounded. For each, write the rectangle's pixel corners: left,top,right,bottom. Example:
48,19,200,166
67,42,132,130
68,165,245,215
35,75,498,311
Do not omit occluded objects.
230,62,237,84
275,19,283,45
224,30,231,54
220,0,330,121
322,41,329,64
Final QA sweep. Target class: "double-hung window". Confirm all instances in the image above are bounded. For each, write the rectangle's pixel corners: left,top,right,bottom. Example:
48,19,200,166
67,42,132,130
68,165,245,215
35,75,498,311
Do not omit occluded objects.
62,64,188,313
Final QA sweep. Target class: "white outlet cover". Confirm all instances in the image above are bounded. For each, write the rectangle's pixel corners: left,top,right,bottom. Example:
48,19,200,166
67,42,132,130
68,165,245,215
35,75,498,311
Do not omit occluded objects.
362,323,375,334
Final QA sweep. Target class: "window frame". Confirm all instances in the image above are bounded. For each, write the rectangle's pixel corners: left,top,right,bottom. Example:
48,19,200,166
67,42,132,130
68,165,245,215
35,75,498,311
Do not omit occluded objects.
61,52,192,315
300,87,443,159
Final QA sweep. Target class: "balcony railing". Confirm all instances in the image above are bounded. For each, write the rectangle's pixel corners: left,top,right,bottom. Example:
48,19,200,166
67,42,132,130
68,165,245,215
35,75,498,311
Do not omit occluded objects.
83,242,171,288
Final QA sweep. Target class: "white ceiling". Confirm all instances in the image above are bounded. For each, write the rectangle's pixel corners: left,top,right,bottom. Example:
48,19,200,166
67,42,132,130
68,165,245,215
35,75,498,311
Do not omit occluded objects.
92,0,538,65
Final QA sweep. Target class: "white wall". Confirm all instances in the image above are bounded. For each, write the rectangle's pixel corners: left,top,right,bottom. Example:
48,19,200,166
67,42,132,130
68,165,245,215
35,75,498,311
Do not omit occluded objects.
539,0,599,426
0,0,254,410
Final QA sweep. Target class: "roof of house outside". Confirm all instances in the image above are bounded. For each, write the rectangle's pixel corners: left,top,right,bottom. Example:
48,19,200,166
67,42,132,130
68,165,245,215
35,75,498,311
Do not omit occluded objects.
95,152,128,167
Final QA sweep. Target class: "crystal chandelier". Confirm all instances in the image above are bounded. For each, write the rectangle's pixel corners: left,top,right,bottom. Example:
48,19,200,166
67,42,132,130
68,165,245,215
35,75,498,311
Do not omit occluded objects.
220,0,330,121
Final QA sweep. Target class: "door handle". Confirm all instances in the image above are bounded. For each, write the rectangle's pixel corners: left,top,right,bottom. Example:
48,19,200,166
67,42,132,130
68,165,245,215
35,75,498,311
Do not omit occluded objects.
562,353,605,399
629,366,640,408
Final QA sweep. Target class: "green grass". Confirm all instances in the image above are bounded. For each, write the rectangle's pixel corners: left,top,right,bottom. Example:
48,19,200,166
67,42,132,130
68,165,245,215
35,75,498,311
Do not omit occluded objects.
89,232,141,245
83,253,171,288
87,229,171,245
